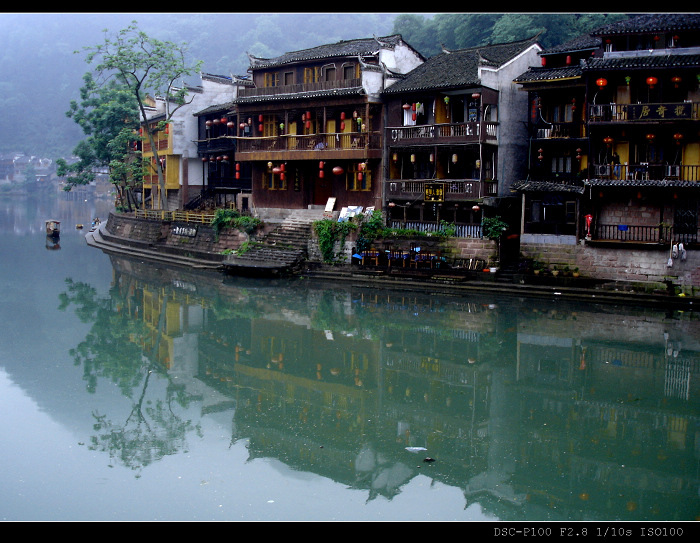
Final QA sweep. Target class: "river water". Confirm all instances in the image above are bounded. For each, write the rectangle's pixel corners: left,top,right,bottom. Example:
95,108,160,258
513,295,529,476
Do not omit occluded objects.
1,194,699,522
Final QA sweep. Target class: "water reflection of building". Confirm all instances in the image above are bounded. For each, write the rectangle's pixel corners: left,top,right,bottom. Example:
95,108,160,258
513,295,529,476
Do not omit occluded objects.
106,254,700,519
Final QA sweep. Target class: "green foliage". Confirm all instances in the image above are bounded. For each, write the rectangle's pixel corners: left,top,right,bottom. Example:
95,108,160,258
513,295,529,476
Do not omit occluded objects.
482,216,509,241
211,209,263,240
356,210,387,253
313,218,357,263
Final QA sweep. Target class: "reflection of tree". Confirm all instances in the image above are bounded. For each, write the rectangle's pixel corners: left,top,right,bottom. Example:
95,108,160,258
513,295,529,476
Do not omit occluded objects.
58,277,201,473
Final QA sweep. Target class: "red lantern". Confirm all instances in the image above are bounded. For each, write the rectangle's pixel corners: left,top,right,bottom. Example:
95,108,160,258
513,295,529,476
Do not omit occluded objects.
306,120,311,129
646,76,658,88
319,169,324,178
674,133,684,144
402,103,411,110
596,78,607,88
259,124,263,132
340,112,346,120
235,172,240,179
541,56,546,67
272,167,281,175
205,120,212,127
332,166,344,175
221,117,227,124
213,118,220,125
235,163,240,171
258,114,263,123
280,163,285,172
357,172,363,181
227,121,234,128
672,76,682,87
340,121,345,131
239,122,246,129
319,161,325,169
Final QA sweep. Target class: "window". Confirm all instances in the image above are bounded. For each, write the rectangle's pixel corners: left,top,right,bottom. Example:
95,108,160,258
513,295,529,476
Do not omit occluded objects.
304,67,320,83
347,165,371,191
324,67,336,81
265,170,287,191
550,156,572,175
264,72,279,87
343,64,357,80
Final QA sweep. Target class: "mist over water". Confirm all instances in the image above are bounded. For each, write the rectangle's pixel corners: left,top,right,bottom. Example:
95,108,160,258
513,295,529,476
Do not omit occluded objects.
0,195,699,521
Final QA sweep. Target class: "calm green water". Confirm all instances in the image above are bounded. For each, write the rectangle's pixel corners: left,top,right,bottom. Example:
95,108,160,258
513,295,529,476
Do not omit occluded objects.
1,195,699,522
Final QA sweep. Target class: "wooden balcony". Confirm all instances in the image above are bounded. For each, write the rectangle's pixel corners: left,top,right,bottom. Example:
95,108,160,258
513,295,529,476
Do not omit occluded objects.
386,121,498,145
386,179,497,201
238,78,362,98
591,223,697,245
588,101,700,123
591,163,700,182
234,132,382,161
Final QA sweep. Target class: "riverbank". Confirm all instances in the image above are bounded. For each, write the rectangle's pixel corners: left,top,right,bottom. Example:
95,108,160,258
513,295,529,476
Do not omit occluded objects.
84,217,698,310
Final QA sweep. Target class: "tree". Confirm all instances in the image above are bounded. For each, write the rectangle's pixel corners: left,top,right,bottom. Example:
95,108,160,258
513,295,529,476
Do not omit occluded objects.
79,21,202,210
57,73,142,210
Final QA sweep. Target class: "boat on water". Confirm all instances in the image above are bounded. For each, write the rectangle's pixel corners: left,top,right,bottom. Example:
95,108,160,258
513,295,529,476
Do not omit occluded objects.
45,219,60,238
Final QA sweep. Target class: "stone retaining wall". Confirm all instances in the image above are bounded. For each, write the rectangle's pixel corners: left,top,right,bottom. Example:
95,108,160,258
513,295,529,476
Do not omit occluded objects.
520,239,700,292
105,212,249,257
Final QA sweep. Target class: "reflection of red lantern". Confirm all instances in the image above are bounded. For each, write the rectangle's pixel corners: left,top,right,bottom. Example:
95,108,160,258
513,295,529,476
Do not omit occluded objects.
596,78,607,88
646,76,658,88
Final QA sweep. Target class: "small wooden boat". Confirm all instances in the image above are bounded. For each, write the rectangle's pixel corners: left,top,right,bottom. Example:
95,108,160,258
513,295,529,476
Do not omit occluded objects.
45,219,60,238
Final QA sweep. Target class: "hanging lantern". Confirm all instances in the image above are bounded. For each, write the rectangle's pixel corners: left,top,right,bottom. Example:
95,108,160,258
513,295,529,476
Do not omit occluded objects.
603,136,613,146
646,133,656,143
332,166,344,175
356,117,362,125
247,118,252,125
672,76,682,87
319,161,325,169
340,121,345,131
267,162,273,171
358,162,365,170
402,103,411,110
673,133,684,144
220,117,227,124
541,56,546,67
566,55,572,65
576,148,582,160
240,122,246,130
412,112,417,121
205,120,213,127
201,157,208,162
235,163,240,171
227,121,234,128
472,93,481,100
279,123,284,131
222,155,229,162
444,96,450,105
412,103,416,111
319,169,324,178
306,120,311,129
410,154,416,163
357,172,363,181
259,114,264,123
625,75,631,85
429,153,434,163
472,205,480,212
213,118,220,125
236,171,240,179
353,110,358,119
280,172,285,181
452,154,458,163
571,98,576,112
392,153,398,162
272,167,281,175
340,112,346,120
596,77,607,88
538,149,544,160
306,111,311,119
646,76,658,88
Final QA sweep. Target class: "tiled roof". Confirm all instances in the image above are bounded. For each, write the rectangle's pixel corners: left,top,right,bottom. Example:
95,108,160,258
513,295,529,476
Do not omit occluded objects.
590,13,700,36
247,34,416,69
541,34,601,55
384,35,541,94
513,65,583,83
511,180,585,194
583,54,700,71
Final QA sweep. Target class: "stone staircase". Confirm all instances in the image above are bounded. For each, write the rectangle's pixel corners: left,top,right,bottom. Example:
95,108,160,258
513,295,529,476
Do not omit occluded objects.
223,208,326,274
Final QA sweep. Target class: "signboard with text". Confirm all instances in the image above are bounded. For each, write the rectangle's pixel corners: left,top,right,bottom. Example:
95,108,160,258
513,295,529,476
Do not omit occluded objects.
424,183,445,202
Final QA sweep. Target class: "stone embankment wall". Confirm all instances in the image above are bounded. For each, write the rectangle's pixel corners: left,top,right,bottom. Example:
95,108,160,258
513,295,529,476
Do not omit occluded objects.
105,212,248,259
520,240,700,292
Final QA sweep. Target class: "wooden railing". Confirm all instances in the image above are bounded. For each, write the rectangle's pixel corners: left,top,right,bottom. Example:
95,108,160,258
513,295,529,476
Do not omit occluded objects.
238,78,362,98
388,220,482,238
387,121,498,143
591,163,700,182
386,179,497,200
592,223,698,244
235,131,381,153
135,209,217,224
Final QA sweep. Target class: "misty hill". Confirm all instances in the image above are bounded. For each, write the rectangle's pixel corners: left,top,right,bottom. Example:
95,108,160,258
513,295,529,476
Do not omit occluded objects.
0,12,629,160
